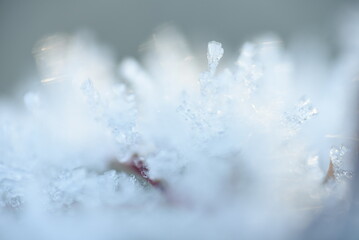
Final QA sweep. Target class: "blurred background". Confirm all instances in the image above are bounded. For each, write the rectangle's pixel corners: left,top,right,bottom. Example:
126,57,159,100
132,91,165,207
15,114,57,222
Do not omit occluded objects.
0,0,356,98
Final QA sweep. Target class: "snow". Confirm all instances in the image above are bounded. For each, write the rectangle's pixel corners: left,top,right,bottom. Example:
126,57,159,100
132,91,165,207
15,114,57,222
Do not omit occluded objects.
0,18,358,239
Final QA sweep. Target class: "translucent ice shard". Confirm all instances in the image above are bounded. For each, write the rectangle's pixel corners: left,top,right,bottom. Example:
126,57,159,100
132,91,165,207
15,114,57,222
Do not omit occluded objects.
80,79,139,156
81,79,102,112
207,41,224,75
284,96,318,134
236,42,263,94
330,145,347,169
295,96,319,121
199,41,225,96
329,145,353,182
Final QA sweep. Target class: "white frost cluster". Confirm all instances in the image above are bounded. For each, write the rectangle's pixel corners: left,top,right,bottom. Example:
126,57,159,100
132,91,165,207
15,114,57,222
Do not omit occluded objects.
0,22,358,239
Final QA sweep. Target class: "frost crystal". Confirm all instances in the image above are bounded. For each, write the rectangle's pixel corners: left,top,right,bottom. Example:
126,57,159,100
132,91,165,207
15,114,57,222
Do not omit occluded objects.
236,43,263,94
207,41,224,75
81,79,102,112
81,79,138,155
329,145,353,182
0,24,357,239
199,41,225,96
284,96,318,134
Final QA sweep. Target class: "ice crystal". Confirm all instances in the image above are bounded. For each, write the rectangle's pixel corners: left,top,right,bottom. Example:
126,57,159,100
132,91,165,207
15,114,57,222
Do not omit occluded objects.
236,42,263,94
81,79,138,156
0,18,358,239
207,41,224,75
329,145,353,182
0,164,27,212
284,96,319,135
81,79,103,112
199,41,224,96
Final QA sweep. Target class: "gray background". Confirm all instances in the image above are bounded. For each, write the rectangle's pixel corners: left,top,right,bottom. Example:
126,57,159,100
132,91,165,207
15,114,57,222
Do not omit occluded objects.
0,0,355,98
